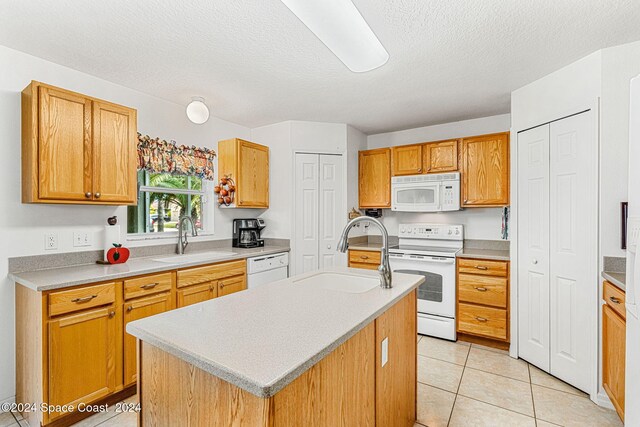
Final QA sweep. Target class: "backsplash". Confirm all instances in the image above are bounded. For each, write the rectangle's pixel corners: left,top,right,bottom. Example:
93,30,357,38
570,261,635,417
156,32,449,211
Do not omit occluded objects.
603,256,626,273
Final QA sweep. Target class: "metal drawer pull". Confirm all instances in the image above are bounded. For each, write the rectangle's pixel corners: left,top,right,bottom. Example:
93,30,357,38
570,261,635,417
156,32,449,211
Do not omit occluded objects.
475,317,488,322
219,282,224,288
141,282,159,290
475,287,488,292
127,305,134,312
609,296,621,304
360,255,369,259
72,294,98,303
475,266,488,270
108,311,116,318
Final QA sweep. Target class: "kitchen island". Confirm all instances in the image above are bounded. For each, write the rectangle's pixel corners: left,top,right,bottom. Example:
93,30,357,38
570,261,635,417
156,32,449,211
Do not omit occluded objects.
127,267,423,426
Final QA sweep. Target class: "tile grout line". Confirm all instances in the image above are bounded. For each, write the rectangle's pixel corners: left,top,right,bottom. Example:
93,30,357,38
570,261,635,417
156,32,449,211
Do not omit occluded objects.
529,364,539,426
447,341,471,426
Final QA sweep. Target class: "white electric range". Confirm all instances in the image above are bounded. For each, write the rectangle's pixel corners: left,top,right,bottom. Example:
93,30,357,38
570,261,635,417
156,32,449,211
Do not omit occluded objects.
389,223,463,341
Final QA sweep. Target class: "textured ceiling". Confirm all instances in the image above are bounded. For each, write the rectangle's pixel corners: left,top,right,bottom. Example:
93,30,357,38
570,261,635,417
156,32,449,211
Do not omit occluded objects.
1,0,640,134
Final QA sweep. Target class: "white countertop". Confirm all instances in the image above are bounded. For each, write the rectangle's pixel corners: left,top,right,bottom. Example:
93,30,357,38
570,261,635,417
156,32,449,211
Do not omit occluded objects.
126,267,423,398
10,246,290,291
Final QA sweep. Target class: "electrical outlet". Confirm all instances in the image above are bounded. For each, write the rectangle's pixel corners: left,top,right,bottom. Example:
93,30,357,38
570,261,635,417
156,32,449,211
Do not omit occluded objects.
73,231,92,247
44,233,58,250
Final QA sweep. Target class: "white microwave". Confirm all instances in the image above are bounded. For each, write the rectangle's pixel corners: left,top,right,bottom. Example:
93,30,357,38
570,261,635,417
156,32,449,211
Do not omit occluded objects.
391,172,461,212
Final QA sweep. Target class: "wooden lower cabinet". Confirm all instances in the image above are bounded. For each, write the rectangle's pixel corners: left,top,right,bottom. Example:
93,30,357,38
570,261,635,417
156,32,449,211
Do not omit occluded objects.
457,258,510,349
138,290,417,426
602,281,625,421
123,292,173,386
348,248,382,270
15,257,248,426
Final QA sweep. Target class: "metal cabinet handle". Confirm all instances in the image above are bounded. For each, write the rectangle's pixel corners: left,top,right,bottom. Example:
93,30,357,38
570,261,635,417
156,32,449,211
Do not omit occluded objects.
127,305,133,312
475,317,488,323
475,287,488,292
84,192,92,199
475,266,488,270
209,284,214,291
108,310,116,318
141,283,158,290
219,282,224,288
72,294,98,303
360,255,369,259
94,192,101,199
418,168,422,173
609,296,621,304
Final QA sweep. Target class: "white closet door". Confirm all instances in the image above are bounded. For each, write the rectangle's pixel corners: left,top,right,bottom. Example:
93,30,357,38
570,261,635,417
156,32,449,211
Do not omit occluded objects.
318,155,343,268
294,154,320,274
549,111,595,392
517,124,551,371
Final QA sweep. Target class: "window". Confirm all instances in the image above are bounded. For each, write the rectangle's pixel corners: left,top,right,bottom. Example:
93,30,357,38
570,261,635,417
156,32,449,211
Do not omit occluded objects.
127,171,208,235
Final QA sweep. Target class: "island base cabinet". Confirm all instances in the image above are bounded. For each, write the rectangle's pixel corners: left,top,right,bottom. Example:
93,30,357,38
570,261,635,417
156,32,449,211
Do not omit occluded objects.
137,291,417,426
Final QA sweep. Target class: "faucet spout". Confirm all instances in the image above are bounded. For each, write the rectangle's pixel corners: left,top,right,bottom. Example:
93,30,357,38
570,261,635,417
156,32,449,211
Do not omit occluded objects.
176,215,198,254
337,216,392,289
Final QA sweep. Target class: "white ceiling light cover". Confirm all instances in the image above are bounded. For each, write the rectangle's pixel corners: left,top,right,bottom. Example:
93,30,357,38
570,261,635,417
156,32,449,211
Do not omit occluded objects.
280,0,389,72
186,96,210,124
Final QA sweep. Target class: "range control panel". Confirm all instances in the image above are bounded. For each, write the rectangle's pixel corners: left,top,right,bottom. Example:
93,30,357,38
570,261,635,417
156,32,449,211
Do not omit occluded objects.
398,223,463,240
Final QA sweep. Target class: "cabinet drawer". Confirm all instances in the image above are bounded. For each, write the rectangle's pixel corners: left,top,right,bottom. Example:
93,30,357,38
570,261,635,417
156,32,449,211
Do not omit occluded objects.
177,259,246,288
349,262,379,270
458,303,507,341
604,281,626,320
458,258,508,277
349,250,381,265
218,275,247,297
48,282,116,317
458,274,507,308
124,272,172,300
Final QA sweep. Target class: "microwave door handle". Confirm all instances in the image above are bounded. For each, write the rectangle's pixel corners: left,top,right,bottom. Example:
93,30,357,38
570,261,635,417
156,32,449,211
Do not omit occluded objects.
434,183,441,210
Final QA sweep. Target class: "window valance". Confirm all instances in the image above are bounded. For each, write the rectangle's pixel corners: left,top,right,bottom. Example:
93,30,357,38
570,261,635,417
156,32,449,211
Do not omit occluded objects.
137,133,216,180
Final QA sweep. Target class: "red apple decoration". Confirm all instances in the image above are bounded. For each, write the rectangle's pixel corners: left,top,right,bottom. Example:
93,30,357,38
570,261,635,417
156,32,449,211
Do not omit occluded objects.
107,243,130,264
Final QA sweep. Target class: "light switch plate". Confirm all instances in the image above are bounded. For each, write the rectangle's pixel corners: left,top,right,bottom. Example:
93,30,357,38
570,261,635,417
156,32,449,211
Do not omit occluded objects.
381,337,388,367
73,231,92,247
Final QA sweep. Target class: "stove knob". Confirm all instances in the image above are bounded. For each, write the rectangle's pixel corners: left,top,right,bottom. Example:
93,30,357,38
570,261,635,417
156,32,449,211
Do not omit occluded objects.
455,229,460,235
448,230,452,235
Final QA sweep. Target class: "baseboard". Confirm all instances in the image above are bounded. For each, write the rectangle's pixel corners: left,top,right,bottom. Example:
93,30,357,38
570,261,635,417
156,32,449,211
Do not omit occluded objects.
596,390,615,410
0,394,16,405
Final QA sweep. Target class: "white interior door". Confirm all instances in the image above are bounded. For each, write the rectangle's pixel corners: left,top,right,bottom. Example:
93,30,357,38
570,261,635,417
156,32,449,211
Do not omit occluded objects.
294,153,344,274
548,111,595,392
318,155,343,268
518,123,551,371
294,153,319,274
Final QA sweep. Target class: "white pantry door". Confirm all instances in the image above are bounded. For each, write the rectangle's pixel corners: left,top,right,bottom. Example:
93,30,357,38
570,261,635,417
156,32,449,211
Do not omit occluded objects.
548,111,595,393
294,153,344,274
517,123,551,371
517,111,595,393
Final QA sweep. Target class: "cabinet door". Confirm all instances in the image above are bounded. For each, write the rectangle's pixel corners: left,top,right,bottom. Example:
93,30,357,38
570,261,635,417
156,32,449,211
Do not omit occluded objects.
92,101,137,204
123,293,173,386
38,86,92,201
359,148,391,208
462,133,509,206
391,145,422,176
177,282,216,308
218,275,246,297
424,140,458,173
237,140,269,208
603,304,625,420
48,306,118,421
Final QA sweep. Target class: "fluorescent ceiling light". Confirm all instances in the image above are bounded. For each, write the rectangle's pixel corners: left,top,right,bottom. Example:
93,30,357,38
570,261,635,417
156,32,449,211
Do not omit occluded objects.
280,0,389,73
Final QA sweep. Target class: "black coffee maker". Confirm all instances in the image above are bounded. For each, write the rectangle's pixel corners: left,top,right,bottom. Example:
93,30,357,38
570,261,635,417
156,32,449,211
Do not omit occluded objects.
232,219,266,248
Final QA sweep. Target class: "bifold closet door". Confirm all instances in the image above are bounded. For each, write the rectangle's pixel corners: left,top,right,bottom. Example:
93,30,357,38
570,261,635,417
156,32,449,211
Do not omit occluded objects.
518,123,551,371
294,153,343,275
517,111,595,393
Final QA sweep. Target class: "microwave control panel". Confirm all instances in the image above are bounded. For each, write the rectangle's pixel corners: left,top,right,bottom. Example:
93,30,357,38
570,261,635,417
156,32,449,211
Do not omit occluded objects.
398,224,463,240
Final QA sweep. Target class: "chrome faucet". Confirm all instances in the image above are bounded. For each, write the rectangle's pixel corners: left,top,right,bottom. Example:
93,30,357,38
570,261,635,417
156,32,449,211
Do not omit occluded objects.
337,216,392,289
177,216,198,254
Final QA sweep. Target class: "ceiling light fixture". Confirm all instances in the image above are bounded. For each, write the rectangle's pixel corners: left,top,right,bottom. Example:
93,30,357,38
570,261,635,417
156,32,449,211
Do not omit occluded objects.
280,0,389,73
186,97,210,124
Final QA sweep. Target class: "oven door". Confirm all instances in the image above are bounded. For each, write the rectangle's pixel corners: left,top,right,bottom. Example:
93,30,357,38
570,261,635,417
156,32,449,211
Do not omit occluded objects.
389,253,456,318
391,182,441,212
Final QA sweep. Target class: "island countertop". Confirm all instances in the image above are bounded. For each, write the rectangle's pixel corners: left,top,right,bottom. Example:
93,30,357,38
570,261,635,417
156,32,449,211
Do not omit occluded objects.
126,267,424,398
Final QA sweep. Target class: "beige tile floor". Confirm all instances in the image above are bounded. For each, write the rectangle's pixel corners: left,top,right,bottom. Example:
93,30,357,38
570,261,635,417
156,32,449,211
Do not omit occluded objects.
415,335,623,427
2,335,624,427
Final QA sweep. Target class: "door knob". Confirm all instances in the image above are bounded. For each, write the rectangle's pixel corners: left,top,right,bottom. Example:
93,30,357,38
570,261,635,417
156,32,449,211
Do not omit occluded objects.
327,245,331,249
532,259,538,265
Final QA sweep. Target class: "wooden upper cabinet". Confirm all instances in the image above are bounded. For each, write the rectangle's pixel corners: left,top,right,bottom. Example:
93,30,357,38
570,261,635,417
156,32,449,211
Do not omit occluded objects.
391,144,422,175
461,132,510,207
423,140,458,173
359,148,391,208
218,138,269,208
22,81,137,205
92,101,137,203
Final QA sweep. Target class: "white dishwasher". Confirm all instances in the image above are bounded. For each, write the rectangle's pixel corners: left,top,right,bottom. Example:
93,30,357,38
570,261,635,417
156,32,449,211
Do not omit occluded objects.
247,252,289,288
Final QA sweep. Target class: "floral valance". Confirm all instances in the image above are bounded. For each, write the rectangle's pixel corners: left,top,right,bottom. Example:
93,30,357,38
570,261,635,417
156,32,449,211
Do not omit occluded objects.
137,133,216,180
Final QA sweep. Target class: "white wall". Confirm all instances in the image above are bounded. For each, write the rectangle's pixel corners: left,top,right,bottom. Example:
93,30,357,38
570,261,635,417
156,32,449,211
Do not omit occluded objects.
347,126,368,237
366,114,511,240
0,45,252,402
